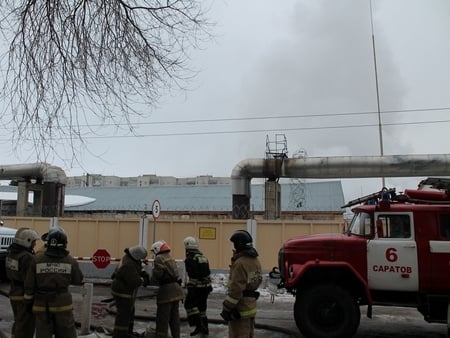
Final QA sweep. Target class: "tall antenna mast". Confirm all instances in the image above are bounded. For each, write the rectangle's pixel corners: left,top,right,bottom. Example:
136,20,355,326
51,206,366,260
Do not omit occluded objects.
370,0,385,187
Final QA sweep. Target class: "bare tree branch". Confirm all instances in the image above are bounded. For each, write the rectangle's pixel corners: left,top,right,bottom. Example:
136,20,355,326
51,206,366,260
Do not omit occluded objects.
0,0,211,164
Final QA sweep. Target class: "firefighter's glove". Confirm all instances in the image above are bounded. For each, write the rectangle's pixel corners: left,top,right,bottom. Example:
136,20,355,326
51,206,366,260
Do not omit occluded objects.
254,291,260,300
220,306,240,322
140,271,150,287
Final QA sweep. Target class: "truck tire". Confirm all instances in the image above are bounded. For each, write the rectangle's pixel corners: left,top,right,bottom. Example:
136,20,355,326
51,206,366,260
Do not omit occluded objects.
294,283,360,338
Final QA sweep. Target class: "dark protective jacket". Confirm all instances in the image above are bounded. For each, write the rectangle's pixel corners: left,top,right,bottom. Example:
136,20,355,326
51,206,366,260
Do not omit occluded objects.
223,248,263,318
24,250,84,313
150,251,185,304
6,243,35,300
111,253,143,297
185,249,211,288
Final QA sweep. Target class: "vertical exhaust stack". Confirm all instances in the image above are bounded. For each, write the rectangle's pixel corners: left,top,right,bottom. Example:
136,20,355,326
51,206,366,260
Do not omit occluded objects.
0,163,67,217
231,159,283,219
231,154,450,219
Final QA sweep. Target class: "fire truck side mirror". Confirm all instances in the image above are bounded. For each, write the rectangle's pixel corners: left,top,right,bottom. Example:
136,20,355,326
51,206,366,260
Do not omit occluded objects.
376,219,384,238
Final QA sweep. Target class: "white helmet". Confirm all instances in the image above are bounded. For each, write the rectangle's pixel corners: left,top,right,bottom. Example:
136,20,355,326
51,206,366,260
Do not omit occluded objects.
127,245,148,260
183,236,199,250
14,227,39,249
150,240,171,255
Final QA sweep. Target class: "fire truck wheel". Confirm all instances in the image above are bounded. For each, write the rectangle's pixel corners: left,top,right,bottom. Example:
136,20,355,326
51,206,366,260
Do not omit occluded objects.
294,283,360,338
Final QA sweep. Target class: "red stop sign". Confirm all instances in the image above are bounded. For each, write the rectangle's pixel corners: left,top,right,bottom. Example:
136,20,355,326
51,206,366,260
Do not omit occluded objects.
92,249,111,269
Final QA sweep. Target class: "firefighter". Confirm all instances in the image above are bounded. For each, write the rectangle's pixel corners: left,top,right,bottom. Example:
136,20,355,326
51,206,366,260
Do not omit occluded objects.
183,236,212,336
6,227,39,338
149,240,185,338
111,245,149,338
221,230,262,338
24,226,84,338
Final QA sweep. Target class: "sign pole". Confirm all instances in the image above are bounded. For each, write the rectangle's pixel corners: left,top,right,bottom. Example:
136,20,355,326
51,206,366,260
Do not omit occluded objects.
151,200,161,244
153,217,156,245
139,214,148,249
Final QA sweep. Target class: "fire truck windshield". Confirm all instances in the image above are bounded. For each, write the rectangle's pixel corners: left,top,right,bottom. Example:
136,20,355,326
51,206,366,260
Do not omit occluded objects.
347,212,373,236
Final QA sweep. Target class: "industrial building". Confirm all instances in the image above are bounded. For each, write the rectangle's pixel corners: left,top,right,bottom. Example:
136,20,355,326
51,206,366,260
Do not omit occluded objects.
0,174,346,220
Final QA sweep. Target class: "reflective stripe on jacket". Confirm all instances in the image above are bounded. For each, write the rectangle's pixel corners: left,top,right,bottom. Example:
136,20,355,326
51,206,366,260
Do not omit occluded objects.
6,244,34,298
150,252,185,304
111,253,142,297
185,249,211,288
24,251,84,313
224,251,262,318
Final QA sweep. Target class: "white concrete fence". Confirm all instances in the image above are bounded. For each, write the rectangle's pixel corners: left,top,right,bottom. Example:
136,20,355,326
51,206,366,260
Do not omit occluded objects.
70,283,94,336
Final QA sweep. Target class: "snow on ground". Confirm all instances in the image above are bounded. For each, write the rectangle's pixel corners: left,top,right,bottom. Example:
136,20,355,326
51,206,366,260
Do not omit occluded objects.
1,272,295,338
210,272,291,300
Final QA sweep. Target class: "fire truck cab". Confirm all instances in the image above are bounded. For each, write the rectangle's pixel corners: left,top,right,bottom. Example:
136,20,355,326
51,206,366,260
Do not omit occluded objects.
277,178,450,338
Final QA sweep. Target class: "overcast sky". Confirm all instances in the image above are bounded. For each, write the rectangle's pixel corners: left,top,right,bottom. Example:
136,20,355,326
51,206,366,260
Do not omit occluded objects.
1,0,450,202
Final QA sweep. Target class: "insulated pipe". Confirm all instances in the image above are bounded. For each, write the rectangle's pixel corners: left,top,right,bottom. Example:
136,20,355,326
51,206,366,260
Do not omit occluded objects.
231,154,450,218
232,154,450,196
281,154,450,180
0,163,67,217
0,163,67,184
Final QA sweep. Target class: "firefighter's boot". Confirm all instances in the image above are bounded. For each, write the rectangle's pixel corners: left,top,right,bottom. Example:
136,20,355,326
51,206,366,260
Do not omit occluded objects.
201,316,209,335
190,316,207,336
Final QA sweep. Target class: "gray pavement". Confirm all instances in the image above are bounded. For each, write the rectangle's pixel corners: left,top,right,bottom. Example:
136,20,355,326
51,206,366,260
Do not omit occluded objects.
0,281,296,338
80,282,298,337
1,280,449,338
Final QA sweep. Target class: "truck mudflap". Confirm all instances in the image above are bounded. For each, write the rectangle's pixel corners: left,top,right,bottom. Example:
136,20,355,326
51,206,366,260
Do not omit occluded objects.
367,303,372,319
447,301,450,335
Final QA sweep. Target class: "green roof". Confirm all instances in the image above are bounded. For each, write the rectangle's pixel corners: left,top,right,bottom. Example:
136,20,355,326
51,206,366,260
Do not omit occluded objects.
0,180,345,212
64,181,344,212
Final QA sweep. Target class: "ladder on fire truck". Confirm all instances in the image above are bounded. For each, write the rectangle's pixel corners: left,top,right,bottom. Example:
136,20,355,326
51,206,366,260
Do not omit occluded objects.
418,177,450,191
342,177,450,209
341,188,396,209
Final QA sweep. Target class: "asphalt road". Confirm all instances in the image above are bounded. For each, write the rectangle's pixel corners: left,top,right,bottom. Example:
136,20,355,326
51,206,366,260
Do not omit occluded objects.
0,282,449,338
80,284,450,337
354,306,447,338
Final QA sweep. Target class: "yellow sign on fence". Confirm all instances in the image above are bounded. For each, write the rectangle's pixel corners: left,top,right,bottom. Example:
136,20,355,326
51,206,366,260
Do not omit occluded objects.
199,227,216,239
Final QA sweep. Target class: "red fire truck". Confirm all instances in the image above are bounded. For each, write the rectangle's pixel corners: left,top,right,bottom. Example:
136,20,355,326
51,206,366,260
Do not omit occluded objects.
277,178,450,338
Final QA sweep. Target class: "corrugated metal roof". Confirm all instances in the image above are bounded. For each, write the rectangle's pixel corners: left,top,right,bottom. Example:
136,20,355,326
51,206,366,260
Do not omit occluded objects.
67,181,344,212
0,180,345,212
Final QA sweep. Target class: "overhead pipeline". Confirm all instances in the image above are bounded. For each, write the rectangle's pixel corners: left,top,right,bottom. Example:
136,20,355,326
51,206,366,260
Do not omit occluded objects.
231,154,450,197
0,163,67,184
231,154,450,218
